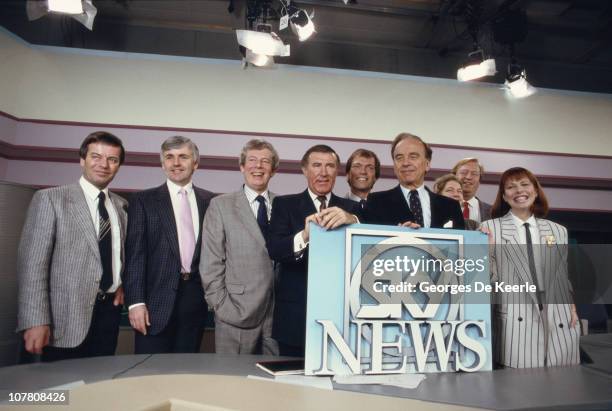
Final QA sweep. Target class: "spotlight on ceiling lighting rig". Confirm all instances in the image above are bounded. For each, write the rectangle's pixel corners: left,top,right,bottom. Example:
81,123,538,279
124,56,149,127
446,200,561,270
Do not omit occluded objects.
505,62,536,99
26,0,97,30
457,49,497,82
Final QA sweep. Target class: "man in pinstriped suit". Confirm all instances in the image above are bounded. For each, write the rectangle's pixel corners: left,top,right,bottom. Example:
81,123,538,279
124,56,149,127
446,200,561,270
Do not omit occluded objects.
123,136,214,354
16,131,127,362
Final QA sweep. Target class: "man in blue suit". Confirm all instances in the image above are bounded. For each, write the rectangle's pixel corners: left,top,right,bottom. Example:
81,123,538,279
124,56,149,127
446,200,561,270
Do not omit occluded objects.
123,136,214,354
268,144,360,356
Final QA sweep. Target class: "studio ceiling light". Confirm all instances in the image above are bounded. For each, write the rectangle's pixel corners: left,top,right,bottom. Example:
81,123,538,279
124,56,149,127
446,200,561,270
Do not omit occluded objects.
26,0,97,30
289,9,315,42
457,49,496,82
236,26,290,67
505,63,536,98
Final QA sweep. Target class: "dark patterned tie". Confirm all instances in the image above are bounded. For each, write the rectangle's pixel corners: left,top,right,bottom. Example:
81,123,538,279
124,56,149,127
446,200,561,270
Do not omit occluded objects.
255,195,269,240
359,199,366,210
98,192,113,292
316,195,327,212
408,190,424,227
524,222,543,311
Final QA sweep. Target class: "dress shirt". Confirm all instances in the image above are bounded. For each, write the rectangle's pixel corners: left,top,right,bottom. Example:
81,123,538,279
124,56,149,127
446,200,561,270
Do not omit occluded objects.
466,197,482,223
167,179,200,245
399,184,431,228
79,176,122,292
509,212,543,287
293,190,331,254
244,184,271,220
346,192,365,202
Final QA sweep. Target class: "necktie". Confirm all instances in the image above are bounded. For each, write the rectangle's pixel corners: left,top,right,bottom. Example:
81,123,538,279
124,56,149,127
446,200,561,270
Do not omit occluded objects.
255,195,269,239
462,202,470,219
316,195,327,212
359,199,366,210
97,192,113,292
408,190,424,227
524,222,543,311
178,189,196,273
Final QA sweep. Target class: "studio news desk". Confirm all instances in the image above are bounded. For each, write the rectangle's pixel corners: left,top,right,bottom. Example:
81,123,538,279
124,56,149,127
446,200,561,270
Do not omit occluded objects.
1,334,611,411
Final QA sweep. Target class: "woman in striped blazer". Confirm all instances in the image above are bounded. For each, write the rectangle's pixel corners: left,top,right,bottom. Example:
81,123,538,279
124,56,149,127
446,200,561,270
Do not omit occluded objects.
481,167,580,368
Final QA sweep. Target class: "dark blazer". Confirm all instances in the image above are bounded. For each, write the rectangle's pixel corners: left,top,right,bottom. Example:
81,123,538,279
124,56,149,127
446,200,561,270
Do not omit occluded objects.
478,197,492,222
364,185,465,229
123,183,214,335
268,189,360,351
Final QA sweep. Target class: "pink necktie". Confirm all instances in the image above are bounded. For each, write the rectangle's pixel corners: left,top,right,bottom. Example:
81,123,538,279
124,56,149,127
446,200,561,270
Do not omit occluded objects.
178,189,196,272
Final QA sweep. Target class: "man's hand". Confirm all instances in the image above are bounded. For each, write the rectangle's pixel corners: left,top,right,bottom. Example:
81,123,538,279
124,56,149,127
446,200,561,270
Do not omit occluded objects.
129,305,151,335
317,207,358,230
23,325,50,354
399,221,421,229
113,286,125,307
301,213,320,243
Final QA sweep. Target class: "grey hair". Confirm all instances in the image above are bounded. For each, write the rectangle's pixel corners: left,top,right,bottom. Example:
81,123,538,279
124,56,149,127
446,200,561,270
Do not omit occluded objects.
239,139,280,171
160,136,200,163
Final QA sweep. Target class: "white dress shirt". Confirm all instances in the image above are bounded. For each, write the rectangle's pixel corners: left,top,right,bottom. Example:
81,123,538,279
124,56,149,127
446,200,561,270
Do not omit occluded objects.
400,184,431,228
510,212,544,287
79,176,122,292
346,192,364,202
244,184,271,220
465,197,482,223
293,190,332,254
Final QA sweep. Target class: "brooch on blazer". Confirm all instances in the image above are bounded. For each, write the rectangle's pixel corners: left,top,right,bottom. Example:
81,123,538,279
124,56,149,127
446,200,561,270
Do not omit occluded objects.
545,235,556,246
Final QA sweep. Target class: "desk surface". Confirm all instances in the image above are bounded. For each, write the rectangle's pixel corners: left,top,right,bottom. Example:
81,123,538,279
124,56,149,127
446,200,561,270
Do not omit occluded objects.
0,350,611,411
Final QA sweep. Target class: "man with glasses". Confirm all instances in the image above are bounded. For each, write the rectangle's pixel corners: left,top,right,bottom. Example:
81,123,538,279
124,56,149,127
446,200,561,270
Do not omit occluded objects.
452,158,491,223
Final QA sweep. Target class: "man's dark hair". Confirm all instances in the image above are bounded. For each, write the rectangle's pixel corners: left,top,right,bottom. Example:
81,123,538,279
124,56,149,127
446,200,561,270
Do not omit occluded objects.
79,131,125,164
300,144,340,167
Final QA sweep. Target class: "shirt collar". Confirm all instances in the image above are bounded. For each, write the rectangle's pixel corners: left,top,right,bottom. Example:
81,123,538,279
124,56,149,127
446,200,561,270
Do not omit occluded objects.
400,183,427,199
166,179,193,195
347,191,365,202
308,189,331,205
510,211,537,228
244,184,270,204
467,196,479,207
79,176,108,201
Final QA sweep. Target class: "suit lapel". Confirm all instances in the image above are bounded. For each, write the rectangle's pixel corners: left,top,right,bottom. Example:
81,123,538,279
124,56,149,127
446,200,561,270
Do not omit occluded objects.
537,219,558,293
70,183,100,260
500,212,540,307
300,189,317,216
193,186,206,243
393,185,413,222
156,184,181,263
235,190,267,248
109,193,127,265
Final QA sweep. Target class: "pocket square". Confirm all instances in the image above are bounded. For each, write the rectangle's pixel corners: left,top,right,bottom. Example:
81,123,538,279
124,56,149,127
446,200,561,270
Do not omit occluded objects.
545,235,556,246
443,220,453,228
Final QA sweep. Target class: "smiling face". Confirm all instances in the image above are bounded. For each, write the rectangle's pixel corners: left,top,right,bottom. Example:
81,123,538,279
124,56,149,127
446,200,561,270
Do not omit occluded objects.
302,151,338,196
440,180,464,202
347,155,377,197
241,148,276,193
503,176,538,214
80,142,122,190
456,160,481,200
392,137,430,189
161,144,198,186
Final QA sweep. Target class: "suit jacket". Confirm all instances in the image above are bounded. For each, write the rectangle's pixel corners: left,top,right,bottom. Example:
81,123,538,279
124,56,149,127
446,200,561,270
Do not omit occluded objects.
478,197,492,222
123,183,214,335
17,183,128,348
481,213,579,368
364,185,465,229
200,189,275,329
268,190,360,349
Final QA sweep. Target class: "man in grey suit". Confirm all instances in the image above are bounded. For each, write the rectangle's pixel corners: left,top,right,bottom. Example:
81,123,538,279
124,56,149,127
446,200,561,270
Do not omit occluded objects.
16,131,127,362
200,139,279,354
452,157,492,223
